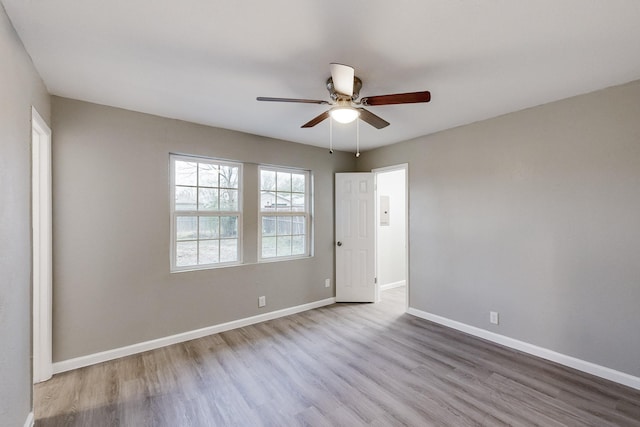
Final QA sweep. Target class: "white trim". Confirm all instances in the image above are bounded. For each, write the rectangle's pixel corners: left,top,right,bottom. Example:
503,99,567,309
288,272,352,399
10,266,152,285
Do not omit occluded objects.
372,163,409,174
379,280,406,291
53,297,335,374
24,412,34,427
407,307,640,391
32,106,52,383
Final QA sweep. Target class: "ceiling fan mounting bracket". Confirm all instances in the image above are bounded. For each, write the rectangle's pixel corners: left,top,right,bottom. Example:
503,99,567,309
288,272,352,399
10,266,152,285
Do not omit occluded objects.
327,76,362,101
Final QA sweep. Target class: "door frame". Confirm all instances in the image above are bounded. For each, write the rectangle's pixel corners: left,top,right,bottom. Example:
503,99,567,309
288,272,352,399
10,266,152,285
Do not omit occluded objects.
32,106,53,383
373,163,409,309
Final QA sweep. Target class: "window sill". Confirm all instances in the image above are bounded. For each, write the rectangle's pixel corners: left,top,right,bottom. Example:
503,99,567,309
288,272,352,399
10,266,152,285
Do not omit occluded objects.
170,254,314,273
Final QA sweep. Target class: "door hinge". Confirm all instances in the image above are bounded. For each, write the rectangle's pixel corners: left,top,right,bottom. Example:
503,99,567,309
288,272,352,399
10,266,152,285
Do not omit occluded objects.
374,277,377,284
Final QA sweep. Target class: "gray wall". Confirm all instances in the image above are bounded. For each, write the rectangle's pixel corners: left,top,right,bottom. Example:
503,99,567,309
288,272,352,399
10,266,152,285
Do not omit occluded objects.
358,80,640,377
51,96,355,362
0,3,50,426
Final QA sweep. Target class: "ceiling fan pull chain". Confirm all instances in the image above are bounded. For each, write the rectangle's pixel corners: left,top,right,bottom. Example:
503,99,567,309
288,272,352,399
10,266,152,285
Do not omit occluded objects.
329,117,334,154
356,118,361,158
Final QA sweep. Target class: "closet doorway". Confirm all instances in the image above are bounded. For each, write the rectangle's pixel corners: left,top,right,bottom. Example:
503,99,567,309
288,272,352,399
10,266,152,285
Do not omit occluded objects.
374,164,408,307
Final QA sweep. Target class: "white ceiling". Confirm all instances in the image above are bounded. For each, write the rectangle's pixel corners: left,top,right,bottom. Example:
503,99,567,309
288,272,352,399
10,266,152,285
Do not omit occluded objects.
3,1,640,152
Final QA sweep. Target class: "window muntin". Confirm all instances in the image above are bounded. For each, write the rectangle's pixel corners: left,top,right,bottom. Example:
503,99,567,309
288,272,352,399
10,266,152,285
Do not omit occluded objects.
260,167,310,260
171,155,242,271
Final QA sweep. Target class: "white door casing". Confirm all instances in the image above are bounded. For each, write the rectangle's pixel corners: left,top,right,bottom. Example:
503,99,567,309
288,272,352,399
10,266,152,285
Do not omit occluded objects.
32,106,53,383
335,173,375,302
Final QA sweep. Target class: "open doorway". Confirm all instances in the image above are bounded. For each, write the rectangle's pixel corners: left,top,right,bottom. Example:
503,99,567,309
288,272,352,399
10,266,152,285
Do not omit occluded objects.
374,165,408,308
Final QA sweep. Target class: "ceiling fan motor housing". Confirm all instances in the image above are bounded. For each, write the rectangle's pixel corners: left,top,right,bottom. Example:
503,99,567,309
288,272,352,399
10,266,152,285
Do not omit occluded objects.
327,76,362,101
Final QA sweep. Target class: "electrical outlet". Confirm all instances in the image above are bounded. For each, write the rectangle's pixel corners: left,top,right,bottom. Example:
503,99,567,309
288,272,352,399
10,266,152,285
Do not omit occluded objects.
258,296,266,307
325,278,331,288
490,311,499,325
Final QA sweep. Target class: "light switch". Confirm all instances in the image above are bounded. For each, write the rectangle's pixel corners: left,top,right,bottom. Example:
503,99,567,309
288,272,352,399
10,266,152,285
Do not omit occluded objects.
380,195,390,226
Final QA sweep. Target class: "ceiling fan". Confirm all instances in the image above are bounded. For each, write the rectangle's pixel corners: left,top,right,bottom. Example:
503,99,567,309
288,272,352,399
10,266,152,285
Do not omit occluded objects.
257,63,431,129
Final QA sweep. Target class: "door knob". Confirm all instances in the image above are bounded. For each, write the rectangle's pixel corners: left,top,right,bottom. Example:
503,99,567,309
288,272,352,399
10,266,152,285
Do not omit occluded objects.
337,241,342,247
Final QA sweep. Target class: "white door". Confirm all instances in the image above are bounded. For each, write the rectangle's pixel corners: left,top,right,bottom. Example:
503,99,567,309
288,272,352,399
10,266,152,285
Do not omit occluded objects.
335,173,375,302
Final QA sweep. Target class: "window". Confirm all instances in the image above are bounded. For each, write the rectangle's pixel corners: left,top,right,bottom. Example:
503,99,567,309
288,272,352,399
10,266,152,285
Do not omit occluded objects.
260,167,311,260
171,155,241,271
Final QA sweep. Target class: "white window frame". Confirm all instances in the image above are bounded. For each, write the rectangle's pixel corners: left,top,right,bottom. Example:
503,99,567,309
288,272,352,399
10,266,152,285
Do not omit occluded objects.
258,165,312,262
170,154,243,272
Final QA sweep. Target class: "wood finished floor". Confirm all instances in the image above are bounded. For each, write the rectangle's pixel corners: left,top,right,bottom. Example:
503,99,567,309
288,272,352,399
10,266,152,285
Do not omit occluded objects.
35,287,640,426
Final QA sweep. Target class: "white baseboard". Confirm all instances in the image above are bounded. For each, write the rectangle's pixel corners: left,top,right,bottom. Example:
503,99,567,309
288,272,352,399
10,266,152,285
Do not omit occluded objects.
379,280,406,291
53,297,336,374
24,412,34,427
407,307,640,391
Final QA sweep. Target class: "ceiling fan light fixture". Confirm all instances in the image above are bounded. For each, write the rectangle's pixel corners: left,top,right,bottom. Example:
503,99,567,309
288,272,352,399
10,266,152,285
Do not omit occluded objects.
329,106,360,124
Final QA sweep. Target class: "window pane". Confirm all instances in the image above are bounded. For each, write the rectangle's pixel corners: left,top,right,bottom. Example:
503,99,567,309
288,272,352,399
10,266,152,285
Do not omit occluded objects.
292,216,305,235
175,161,197,186
199,240,219,264
292,173,305,193
176,241,197,266
220,189,238,211
276,236,292,257
198,188,218,210
262,236,276,258
261,191,277,211
261,170,276,191
276,216,291,235
275,193,291,211
175,186,197,211
262,216,276,236
220,216,238,238
171,156,242,271
199,163,218,187
258,167,309,261
291,193,305,212
176,216,197,240
199,216,219,239
292,236,305,255
220,165,239,189
220,239,238,263
276,172,291,192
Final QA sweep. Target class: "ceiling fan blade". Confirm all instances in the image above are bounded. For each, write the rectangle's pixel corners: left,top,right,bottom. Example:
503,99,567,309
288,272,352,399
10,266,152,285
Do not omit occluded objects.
257,97,328,104
361,91,431,106
358,108,390,129
330,63,355,97
301,111,330,128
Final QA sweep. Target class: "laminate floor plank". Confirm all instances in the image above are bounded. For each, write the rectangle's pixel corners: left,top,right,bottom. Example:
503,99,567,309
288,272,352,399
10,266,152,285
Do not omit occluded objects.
35,287,640,426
